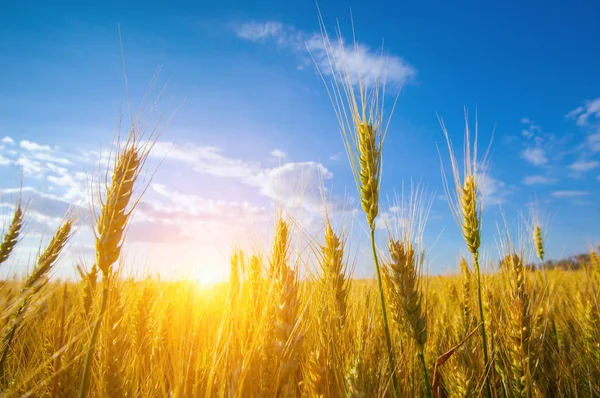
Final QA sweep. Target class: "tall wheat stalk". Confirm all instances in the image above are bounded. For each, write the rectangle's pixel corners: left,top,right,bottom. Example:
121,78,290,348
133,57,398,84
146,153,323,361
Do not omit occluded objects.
505,253,532,397
439,113,493,397
383,184,432,397
263,217,303,395
314,14,401,395
79,137,145,397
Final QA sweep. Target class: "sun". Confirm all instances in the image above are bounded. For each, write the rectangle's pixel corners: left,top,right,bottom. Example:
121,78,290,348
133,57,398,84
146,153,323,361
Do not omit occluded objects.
193,267,226,287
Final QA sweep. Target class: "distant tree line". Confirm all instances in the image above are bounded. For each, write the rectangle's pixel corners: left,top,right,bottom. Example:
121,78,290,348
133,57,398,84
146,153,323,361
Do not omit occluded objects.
498,246,600,272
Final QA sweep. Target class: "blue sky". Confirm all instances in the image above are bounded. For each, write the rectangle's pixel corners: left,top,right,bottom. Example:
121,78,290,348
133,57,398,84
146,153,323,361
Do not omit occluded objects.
1,0,599,280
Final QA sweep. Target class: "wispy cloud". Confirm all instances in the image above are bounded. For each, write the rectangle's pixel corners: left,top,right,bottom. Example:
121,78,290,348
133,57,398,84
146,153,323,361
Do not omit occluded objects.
522,175,558,185
0,136,95,210
519,118,556,167
146,183,267,221
329,152,342,161
588,129,600,152
271,149,286,158
0,186,84,231
566,97,600,126
521,147,548,166
551,190,590,199
151,141,335,213
478,173,513,206
566,97,600,153
569,159,600,172
233,20,416,86
20,140,52,152
0,155,11,166
235,21,287,42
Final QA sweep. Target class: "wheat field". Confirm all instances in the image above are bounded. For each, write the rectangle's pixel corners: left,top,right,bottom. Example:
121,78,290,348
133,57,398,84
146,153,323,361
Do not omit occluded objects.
0,24,599,398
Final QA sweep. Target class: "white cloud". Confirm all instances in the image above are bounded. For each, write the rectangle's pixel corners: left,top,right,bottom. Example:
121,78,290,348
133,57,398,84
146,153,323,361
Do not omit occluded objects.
32,152,73,165
0,154,12,166
329,152,342,161
151,141,335,213
140,183,267,224
46,166,89,201
305,34,416,87
519,118,556,167
255,161,333,212
15,156,45,176
130,184,273,252
569,159,600,172
0,139,92,203
522,175,558,185
20,140,51,152
152,142,256,179
566,97,600,126
0,186,81,224
1,137,14,145
271,149,286,158
235,21,285,42
234,21,416,86
521,147,548,166
551,190,590,198
477,173,512,206
588,129,600,152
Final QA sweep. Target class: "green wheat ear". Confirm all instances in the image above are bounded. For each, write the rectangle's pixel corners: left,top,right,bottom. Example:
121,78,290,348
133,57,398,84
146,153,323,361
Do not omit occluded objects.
461,175,480,255
534,225,545,262
357,121,381,229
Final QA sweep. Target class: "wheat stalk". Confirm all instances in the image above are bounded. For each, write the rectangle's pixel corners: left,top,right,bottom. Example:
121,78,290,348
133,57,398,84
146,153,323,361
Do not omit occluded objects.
439,112,493,397
313,14,402,393
50,284,68,398
263,218,303,395
388,239,431,397
102,276,126,397
79,137,145,398
505,253,532,397
0,218,73,382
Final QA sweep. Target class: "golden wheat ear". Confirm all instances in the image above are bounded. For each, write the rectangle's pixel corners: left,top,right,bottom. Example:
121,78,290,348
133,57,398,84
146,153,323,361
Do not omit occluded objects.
25,219,74,291
95,144,143,276
321,222,349,326
0,201,24,266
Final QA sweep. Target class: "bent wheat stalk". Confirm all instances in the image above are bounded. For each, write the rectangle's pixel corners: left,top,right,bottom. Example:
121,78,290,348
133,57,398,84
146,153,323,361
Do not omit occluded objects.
0,218,73,381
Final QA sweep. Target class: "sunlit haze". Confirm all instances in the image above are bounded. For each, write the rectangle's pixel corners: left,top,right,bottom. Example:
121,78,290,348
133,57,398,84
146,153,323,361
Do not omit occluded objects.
1,1,599,282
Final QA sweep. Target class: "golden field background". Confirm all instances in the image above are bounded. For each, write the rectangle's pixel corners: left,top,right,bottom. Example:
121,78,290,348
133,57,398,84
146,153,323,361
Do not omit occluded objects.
0,246,598,397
